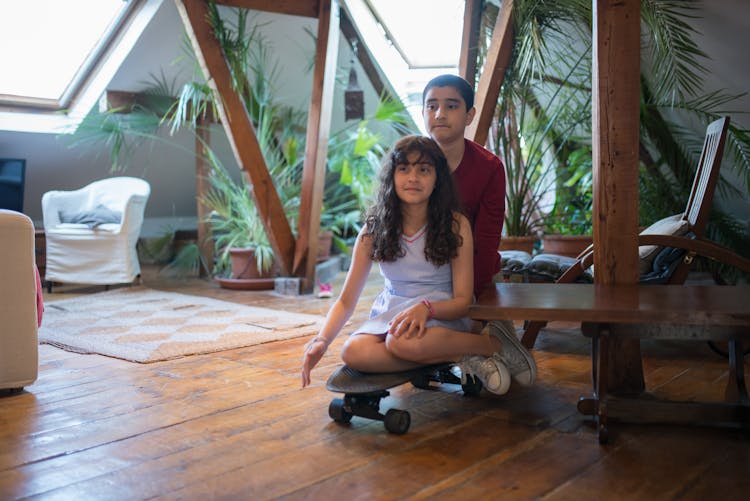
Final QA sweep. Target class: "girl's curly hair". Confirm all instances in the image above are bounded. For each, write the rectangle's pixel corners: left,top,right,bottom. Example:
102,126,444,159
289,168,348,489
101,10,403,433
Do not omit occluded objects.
365,135,462,266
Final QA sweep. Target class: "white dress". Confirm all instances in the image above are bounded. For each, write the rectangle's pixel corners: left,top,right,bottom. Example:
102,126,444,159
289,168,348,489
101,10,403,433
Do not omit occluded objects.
351,226,472,336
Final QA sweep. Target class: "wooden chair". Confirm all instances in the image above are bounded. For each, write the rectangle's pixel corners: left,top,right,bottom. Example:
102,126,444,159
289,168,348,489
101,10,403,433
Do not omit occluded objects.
521,116,750,349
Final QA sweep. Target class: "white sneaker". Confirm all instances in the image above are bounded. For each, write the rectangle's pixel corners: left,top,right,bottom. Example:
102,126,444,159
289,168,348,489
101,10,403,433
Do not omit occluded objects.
459,355,511,395
485,320,537,386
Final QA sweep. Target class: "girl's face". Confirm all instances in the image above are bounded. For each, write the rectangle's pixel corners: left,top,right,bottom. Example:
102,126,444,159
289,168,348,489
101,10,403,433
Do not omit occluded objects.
393,151,437,208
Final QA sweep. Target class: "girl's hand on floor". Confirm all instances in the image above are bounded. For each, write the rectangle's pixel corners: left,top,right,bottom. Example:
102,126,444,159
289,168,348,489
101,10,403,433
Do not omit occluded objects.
301,336,328,387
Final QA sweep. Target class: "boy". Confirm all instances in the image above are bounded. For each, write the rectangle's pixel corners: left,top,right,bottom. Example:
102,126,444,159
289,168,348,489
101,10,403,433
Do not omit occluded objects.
422,74,536,387
422,74,505,296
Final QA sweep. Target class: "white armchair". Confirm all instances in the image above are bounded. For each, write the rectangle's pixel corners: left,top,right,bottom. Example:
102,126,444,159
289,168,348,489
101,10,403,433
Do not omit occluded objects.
42,177,150,288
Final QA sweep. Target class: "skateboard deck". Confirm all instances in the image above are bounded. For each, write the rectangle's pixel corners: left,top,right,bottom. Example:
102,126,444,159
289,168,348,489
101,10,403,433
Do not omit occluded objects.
325,363,482,434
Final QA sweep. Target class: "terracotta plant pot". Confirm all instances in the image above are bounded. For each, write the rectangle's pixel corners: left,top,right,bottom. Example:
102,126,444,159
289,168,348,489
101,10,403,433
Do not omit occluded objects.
541,234,593,258
229,247,272,279
498,235,536,254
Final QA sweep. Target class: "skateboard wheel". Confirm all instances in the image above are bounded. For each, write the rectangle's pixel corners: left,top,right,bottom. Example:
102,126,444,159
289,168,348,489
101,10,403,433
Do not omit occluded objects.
461,375,483,396
384,409,410,434
411,374,431,389
328,398,353,423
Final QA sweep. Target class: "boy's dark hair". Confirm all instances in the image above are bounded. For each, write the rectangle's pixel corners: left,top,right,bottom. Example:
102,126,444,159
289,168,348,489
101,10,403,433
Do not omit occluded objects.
422,74,474,110
365,135,462,266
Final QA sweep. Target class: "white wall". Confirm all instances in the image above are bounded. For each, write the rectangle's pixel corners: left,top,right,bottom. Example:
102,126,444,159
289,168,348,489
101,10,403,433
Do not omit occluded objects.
689,0,750,230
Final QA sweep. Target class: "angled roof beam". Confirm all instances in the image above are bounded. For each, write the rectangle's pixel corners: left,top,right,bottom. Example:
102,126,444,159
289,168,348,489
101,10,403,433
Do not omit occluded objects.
294,0,340,292
213,0,320,18
339,5,394,103
175,0,296,276
466,0,514,145
458,0,483,87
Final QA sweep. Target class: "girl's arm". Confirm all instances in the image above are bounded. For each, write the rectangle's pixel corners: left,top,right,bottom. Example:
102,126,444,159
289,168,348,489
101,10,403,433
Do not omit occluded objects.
301,227,374,387
447,212,474,314
389,213,474,338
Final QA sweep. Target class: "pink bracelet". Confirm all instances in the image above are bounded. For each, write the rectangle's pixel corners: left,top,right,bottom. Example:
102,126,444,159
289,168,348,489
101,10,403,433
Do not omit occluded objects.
421,299,435,319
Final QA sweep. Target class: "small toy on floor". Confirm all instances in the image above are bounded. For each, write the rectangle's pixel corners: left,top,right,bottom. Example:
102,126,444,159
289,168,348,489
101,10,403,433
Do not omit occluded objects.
317,282,333,299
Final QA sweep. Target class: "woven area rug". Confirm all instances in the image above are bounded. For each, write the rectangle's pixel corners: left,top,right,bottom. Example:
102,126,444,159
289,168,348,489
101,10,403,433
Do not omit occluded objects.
39,287,324,363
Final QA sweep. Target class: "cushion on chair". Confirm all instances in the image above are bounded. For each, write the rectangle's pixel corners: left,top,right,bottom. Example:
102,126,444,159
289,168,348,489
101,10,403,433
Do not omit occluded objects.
499,250,533,282
638,214,689,275
524,253,594,283
501,250,532,272
59,204,122,228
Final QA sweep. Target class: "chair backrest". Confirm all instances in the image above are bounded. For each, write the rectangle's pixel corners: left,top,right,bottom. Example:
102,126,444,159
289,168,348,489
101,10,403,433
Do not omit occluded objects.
682,116,730,238
85,177,151,210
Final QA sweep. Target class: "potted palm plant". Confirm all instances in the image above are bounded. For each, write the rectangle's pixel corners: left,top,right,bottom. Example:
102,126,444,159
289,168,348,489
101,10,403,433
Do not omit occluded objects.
478,1,591,254
200,149,277,284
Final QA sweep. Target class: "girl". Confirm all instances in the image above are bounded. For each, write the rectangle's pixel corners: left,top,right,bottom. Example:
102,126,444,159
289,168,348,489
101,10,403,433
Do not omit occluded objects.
301,135,512,394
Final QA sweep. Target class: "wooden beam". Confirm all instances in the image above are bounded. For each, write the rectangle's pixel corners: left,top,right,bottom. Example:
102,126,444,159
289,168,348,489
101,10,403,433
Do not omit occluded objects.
466,0,513,146
458,0,483,88
591,0,640,286
339,6,394,103
214,0,319,18
294,0,339,292
175,0,295,276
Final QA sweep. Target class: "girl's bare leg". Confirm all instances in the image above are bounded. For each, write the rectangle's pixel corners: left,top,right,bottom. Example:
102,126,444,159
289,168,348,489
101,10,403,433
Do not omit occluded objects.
385,326,500,365
341,333,423,372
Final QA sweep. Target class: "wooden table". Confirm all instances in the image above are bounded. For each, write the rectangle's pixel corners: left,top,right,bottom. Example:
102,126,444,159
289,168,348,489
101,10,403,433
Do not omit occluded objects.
471,283,750,443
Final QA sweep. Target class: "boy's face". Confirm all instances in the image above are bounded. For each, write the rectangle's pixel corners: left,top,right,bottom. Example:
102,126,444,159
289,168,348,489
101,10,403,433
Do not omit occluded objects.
422,86,475,145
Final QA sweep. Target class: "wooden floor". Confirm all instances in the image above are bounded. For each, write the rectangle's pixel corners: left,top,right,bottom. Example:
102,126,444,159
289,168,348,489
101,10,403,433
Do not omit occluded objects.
2,265,748,500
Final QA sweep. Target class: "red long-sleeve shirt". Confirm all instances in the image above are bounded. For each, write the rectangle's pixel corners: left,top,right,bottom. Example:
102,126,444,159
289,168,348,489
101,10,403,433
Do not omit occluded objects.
452,139,506,296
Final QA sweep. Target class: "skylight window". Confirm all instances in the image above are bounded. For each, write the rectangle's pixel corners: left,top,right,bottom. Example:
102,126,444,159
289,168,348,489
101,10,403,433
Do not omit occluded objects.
348,0,464,131
365,0,463,69
0,0,131,110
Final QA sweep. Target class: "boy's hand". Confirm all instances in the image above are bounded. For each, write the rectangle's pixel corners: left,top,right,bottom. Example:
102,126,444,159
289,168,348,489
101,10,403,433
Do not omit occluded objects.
389,303,429,339
301,337,328,387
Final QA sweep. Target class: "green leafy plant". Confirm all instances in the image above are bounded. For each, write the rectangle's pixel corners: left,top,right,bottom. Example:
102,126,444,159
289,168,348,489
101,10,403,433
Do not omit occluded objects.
200,149,277,275
545,146,593,235
323,96,413,250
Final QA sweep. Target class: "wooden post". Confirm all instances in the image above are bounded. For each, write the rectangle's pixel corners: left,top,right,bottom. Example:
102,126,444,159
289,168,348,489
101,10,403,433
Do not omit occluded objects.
592,0,643,393
592,0,640,286
294,0,339,293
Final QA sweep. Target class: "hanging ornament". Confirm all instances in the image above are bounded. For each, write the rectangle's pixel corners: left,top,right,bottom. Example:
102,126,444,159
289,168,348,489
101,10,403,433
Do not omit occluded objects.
344,41,364,121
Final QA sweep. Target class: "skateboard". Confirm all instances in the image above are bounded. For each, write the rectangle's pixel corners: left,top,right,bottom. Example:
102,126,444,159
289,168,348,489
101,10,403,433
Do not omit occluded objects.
325,363,483,434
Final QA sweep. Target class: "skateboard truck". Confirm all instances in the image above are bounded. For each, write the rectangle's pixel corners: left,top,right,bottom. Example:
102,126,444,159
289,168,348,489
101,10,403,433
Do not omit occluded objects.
326,364,483,434
329,390,411,434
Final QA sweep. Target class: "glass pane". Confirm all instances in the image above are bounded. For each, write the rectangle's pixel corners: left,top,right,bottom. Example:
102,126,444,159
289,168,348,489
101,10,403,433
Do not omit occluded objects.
368,0,463,68
0,0,128,101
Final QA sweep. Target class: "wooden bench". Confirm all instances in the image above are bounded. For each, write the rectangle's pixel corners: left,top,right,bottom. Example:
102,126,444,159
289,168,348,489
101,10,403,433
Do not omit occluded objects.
471,283,750,443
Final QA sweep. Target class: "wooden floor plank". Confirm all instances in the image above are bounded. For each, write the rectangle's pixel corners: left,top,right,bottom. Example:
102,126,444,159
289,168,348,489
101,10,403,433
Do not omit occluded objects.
1,265,747,499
